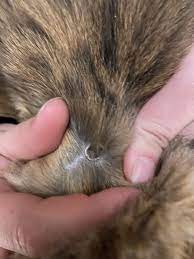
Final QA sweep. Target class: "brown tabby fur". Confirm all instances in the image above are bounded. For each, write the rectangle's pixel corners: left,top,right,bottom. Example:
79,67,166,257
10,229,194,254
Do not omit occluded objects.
0,0,193,258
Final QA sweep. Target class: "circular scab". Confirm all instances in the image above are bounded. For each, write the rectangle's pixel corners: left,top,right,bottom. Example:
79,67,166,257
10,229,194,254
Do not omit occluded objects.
85,144,104,161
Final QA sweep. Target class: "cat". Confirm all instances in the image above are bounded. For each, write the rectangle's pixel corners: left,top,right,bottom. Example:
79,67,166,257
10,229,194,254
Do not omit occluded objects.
0,0,193,258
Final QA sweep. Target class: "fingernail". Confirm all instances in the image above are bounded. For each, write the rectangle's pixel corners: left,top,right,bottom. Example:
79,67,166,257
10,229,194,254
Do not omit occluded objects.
130,158,155,183
38,97,63,115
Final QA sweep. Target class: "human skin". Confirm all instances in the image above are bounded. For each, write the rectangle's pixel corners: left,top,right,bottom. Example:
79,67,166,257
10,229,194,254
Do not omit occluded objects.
0,98,137,258
124,45,194,183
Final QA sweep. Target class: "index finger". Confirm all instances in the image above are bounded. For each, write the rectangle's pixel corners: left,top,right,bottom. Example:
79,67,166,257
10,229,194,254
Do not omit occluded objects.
0,187,138,257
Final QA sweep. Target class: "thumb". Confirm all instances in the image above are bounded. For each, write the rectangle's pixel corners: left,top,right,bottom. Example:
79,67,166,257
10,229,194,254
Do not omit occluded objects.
0,98,69,168
124,45,194,183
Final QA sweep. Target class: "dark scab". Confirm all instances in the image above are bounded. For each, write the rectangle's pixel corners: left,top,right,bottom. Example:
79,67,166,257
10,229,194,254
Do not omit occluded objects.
85,144,104,161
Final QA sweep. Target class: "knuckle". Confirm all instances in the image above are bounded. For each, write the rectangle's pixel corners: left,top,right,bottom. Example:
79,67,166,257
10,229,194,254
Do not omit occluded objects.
13,222,43,258
13,223,30,256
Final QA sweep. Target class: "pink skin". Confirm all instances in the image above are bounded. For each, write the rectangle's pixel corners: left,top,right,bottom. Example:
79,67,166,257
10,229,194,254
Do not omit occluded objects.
0,99,137,258
124,45,194,183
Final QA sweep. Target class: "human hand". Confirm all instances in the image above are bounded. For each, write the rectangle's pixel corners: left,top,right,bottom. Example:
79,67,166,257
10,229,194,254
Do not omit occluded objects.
124,45,194,183
0,98,137,258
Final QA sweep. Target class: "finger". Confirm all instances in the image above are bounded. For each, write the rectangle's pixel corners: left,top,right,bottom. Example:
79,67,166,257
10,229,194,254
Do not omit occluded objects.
0,98,69,164
0,124,15,133
0,248,10,259
124,45,194,183
0,187,138,257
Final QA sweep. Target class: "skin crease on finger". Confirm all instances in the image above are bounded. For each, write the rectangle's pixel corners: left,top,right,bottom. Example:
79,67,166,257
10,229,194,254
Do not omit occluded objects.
124,45,194,183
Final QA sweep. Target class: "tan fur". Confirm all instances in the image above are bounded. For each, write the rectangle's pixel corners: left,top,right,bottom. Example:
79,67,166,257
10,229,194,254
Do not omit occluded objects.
0,0,193,258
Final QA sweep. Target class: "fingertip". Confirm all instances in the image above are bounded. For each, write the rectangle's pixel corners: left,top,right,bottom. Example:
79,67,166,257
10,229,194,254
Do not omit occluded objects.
129,157,155,183
25,97,69,157
35,97,69,133
37,97,69,126
124,148,156,184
